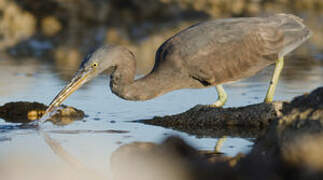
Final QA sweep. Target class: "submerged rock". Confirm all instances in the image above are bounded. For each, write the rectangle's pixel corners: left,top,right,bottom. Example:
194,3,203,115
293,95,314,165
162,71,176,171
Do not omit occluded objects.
0,101,85,125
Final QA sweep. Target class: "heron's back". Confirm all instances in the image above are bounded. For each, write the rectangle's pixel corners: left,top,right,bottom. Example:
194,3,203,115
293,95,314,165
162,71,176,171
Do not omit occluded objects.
152,14,311,87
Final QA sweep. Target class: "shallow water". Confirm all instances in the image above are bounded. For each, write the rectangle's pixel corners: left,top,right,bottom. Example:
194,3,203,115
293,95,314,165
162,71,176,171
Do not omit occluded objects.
0,54,322,177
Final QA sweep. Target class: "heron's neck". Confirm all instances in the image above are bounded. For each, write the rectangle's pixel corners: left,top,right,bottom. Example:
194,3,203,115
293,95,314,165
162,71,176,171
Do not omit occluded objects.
110,59,179,101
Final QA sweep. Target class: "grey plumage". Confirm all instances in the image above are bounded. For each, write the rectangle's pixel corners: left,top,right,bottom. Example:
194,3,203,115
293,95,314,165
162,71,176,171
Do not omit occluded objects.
154,14,311,86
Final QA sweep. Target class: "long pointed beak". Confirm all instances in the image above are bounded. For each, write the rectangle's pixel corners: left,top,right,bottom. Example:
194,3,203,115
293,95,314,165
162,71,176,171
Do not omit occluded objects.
44,68,94,116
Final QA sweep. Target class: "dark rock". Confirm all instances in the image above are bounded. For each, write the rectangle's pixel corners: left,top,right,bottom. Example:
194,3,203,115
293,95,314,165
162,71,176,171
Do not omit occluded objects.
139,102,283,138
139,87,323,140
0,101,85,125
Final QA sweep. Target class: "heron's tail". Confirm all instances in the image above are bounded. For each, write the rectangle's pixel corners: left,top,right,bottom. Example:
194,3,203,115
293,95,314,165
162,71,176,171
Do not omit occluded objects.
274,14,312,57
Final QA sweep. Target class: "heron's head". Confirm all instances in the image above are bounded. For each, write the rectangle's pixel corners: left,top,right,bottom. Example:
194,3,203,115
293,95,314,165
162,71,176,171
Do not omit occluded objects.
44,45,129,115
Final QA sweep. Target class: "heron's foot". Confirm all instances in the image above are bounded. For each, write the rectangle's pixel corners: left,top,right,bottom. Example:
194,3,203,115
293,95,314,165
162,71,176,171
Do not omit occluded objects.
264,98,273,104
209,100,226,108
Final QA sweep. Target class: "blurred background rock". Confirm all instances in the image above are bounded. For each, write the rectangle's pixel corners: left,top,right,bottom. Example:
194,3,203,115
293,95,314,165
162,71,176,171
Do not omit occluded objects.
0,0,322,80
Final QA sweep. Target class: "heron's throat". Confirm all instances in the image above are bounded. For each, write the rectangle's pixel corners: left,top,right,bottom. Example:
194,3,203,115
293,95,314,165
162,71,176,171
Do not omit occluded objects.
110,57,136,96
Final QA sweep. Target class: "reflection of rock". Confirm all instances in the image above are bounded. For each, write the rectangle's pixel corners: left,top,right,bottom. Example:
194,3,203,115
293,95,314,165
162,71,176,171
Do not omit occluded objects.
111,136,241,180
112,87,323,179
0,101,85,125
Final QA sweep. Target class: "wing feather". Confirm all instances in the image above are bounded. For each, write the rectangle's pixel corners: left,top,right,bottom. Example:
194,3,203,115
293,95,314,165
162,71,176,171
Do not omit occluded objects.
152,14,311,84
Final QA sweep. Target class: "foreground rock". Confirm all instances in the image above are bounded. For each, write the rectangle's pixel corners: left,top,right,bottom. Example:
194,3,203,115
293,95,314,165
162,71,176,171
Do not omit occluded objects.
112,87,323,180
253,87,323,172
140,87,322,138
0,101,85,125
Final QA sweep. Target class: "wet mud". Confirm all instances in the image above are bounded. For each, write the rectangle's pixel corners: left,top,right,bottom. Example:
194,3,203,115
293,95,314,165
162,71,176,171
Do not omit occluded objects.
112,87,323,180
0,101,85,125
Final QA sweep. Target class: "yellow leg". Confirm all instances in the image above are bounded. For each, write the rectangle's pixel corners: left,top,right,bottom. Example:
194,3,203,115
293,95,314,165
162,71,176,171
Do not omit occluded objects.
264,56,284,103
214,136,227,153
210,85,227,107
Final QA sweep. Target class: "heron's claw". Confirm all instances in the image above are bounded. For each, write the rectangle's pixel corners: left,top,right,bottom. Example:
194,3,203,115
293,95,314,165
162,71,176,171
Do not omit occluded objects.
209,100,226,108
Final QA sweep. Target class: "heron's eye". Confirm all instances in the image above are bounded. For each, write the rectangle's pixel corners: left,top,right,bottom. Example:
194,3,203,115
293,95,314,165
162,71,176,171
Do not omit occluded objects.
92,63,98,67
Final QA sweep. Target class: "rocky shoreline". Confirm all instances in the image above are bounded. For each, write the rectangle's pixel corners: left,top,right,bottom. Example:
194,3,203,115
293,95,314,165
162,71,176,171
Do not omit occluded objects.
111,86,323,180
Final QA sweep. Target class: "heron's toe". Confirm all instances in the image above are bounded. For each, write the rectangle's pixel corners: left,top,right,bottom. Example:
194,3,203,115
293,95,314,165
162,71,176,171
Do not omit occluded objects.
209,101,225,108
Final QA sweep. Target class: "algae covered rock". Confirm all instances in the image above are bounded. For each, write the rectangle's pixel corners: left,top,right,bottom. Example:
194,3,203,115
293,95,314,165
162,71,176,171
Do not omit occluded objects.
0,101,85,125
